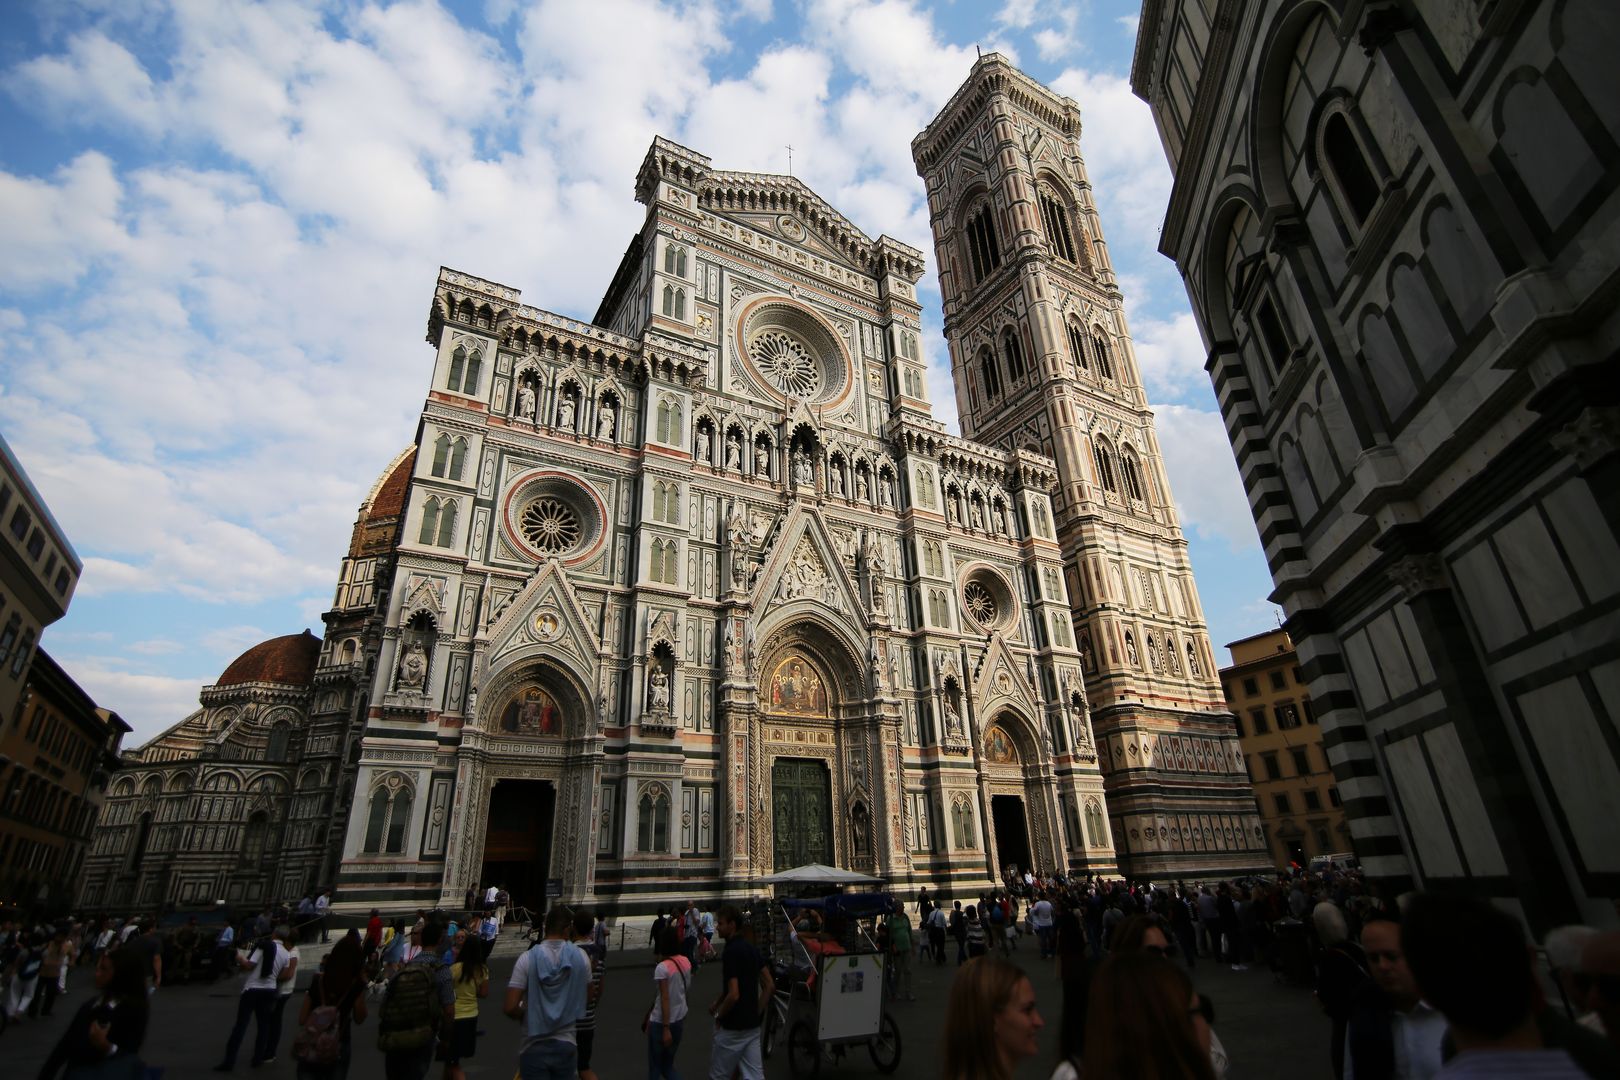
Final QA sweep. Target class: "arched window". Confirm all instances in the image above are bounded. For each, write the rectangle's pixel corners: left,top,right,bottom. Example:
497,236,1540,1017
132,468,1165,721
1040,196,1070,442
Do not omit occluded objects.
1091,332,1114,380
266,724,290,762
664,245,676,274
448,346,465,391
676,248,687,276
979,346,1002,399
1323,112,1380,227
1254,294,1293,372
1084,799,1105,847
1093,441,1118,493
1121,449,1146,503
431,433,451,477
128,811,153,870
240,812,268,866
1066,321,1089,374
448,438,467,481
362,778,413,855
462,350,481,396
661,284,675,316
418,498,440,545
436,499,456,547
637,785,670,852
1039,187,1077,262
673,289,686,321
362,788,389,852
1002,327,1025,381
964,202,1002,284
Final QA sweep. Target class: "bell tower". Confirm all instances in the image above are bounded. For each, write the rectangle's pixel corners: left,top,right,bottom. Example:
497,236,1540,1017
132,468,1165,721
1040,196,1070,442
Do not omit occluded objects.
914,55,1266,878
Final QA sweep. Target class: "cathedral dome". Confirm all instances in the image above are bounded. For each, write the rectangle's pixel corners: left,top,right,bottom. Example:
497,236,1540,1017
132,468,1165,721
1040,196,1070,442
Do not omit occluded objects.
216,630,322,688
363,447,416,526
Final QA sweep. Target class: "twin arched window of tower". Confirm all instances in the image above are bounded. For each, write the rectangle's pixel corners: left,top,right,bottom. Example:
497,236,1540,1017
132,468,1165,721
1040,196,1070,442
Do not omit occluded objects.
430,433,468,481
1002,328,1025,382
663,244,688,277
964,202,1002,284
1066,322,1090,376
1093,440,1118,494
979,345,1002,400
1091,332,1115,381
447,346,482,396
661,284,687,320
656,398,683,444
1038,186,1078,264
362,781,413,855
418,496,457,547
638,786,670,852
1120,450,1147,504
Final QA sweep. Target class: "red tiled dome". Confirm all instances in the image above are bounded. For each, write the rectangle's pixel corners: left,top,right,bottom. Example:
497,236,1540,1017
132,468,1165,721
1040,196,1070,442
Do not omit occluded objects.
216,630,322,688
366,449,416,524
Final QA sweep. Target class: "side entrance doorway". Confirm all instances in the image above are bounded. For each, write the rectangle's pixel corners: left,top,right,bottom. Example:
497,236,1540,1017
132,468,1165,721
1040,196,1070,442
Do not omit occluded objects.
991,794,1032,878
481,779,555,914
771,758,832,870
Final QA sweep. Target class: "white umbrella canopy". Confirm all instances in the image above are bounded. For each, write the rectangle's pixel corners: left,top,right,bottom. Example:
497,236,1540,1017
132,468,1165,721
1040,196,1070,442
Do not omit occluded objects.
756,863,885,885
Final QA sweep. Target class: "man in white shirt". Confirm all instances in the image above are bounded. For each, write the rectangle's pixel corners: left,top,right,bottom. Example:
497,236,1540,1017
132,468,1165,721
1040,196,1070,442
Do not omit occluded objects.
1030,895,1056,960
313,890,331,943
486,884,502,930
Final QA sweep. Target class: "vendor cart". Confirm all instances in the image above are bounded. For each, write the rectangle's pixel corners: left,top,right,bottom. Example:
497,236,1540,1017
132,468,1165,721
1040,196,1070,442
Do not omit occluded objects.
762,890,903,1077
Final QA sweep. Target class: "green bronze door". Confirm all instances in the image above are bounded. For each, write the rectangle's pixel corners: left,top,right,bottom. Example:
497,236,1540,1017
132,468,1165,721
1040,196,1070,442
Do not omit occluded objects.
772,758,832,870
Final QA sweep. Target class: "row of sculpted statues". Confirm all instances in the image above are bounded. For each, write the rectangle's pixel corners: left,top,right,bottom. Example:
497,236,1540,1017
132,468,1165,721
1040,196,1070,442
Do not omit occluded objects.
513,383,616,440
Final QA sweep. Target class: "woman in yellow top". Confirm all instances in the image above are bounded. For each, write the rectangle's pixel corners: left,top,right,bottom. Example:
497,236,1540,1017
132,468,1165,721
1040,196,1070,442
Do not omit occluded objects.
444,936,489,1080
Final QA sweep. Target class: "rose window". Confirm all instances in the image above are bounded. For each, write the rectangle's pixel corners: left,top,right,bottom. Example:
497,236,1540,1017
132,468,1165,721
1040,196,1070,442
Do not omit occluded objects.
750,329,821,398
519,497,581,554
963,581,998,625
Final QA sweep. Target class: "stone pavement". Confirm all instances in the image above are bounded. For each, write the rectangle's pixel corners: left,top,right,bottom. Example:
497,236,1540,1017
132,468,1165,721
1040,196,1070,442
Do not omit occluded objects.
6,934,1334,1079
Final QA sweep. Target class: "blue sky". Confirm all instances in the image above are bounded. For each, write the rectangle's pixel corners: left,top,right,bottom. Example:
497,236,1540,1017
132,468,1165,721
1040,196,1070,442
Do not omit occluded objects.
0,0,1277,744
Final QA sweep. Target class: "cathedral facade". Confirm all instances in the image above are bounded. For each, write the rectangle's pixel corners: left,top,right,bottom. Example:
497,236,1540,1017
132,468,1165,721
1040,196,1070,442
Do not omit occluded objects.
85,60,1263,918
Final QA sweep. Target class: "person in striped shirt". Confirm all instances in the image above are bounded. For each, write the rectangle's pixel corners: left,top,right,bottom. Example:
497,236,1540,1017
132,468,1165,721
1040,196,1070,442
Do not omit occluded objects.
571,909,605,1080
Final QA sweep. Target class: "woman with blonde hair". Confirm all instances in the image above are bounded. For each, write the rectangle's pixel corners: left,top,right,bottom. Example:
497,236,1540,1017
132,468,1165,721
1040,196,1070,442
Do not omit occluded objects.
942,955,1044,1080
1082,952,1216,1080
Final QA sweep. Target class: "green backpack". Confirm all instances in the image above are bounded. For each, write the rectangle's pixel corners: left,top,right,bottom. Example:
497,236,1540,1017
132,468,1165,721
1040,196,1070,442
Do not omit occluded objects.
377,962,440,1053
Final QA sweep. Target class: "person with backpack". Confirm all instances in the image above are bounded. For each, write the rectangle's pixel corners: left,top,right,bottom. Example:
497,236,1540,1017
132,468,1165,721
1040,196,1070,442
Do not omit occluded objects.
213,928,294,1071
504,905,590,1080
642,927,692,1080
294,933,368,1080
38,946,151,1080
443,935,488,1080
378,918,455,1080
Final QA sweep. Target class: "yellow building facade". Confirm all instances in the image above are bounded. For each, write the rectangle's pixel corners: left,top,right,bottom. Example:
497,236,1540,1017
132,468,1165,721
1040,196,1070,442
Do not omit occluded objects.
1220,629,1348,870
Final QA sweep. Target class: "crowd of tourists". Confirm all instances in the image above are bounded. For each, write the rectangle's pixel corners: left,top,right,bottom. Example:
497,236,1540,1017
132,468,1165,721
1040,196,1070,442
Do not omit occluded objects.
5,867,1620,1080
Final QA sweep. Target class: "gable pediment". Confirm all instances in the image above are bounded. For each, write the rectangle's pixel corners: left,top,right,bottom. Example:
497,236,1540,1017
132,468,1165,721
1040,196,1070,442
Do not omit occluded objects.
481,559,600,681
751,507,861,617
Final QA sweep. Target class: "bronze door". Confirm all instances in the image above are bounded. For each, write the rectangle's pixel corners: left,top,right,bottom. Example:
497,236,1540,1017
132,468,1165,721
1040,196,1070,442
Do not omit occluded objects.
772,758,832,870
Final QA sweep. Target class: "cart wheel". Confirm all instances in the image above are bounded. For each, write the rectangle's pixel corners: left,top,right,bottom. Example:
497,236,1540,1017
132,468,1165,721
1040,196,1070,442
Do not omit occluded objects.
868,1012,903,1073
761,1001,780,1059
787,1020,821,1078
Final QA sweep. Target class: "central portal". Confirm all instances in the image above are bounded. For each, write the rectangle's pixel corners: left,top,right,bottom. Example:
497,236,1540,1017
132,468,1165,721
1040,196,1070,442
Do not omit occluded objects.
991,794,1032,877
481,779,555,914
772,758,832,870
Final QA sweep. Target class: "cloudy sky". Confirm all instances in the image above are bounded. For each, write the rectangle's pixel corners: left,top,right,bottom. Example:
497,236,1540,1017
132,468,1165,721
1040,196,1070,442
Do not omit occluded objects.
0,0,1277,745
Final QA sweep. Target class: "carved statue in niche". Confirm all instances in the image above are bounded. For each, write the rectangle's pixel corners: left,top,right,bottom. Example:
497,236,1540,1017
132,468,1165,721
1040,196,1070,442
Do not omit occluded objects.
754,443,770,475
1125,632,1140,668
1147,634,1161,672
942,693,964,736
648,666,670,712
970,500,985,530
854,469,869,501
557,392,576,430
596,400,615,440
516,383,536,420
725,434,742,470
499,686,559,735
1186,641,1201,677
792,447,813,486
396,641,427,689
1079,630,1095,672
946,495,959,524
879,473,894,507
695,426,711,462
829,464,844,496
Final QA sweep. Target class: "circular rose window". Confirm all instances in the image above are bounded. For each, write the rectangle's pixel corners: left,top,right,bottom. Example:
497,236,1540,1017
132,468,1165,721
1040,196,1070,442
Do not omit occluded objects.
519,497,581,554
960,566,1017,632
738,300,850,406
502,473,604,563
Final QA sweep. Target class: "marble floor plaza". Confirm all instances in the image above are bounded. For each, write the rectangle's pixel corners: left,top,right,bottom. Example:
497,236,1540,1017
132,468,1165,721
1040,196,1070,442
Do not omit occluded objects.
5,929,1335,1079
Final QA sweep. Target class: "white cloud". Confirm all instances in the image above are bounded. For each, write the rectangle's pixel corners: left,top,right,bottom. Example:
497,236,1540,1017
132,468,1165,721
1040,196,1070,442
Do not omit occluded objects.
127,638,185,656
53,657,209,747
1129,310,1209,397
4,30,163,134
200,625,275,660
1048,65,1173,239
1151,403,1258,553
